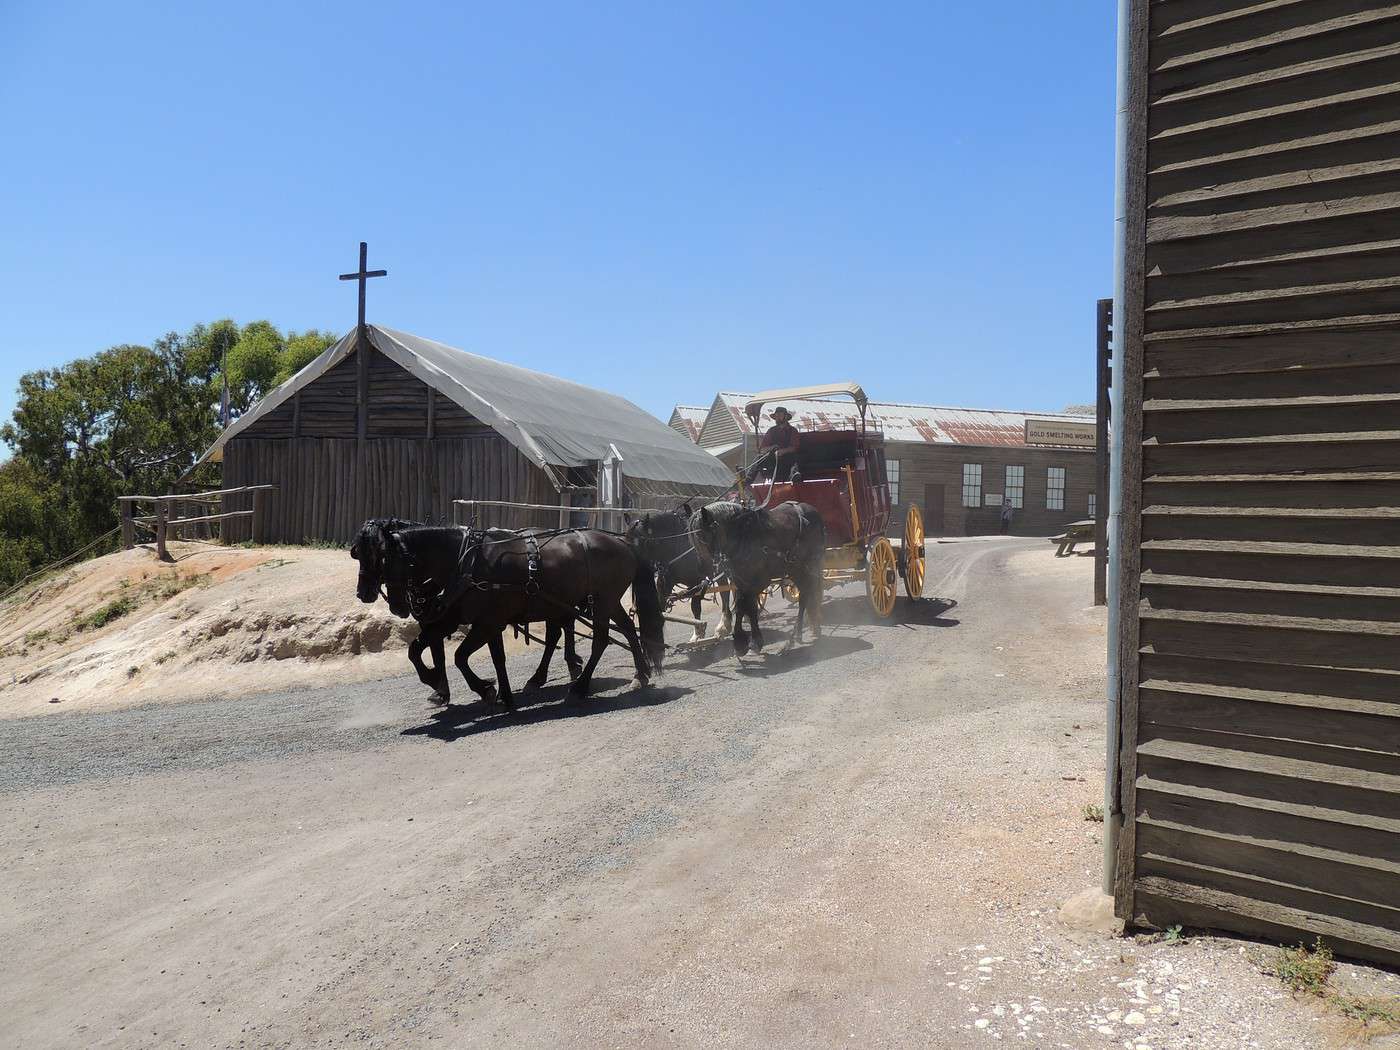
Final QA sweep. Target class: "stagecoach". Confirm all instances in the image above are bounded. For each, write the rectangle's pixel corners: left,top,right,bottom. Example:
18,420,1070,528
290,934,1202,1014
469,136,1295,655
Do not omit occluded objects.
737,383,925,617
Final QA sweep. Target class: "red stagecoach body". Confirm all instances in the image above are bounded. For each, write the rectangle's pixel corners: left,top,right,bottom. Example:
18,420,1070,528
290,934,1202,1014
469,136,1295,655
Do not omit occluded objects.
733,383,924,617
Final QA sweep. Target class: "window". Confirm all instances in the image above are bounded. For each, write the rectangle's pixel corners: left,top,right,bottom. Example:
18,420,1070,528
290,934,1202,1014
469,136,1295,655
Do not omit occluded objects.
886,459,901,505
1005,465,1025,509
961,463,982,508
1046,466,1065,511
1088,492,1096,519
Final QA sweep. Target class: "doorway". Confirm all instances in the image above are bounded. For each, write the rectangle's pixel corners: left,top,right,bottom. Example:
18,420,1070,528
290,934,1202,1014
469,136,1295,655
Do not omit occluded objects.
923,483,945,536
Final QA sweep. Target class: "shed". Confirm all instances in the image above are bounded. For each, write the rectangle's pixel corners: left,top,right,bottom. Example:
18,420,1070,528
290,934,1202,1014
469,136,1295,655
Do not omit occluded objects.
1110,0,1400,966
198,325,732,542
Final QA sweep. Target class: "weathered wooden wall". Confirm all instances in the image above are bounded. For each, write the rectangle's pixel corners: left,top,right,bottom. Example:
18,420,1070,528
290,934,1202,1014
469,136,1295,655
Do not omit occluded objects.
889,443,1095,537
1115,0,1400,966
221,344,560,541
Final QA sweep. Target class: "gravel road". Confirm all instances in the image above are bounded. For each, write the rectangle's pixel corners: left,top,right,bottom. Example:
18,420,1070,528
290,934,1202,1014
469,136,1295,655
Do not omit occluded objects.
1,538,1388,1049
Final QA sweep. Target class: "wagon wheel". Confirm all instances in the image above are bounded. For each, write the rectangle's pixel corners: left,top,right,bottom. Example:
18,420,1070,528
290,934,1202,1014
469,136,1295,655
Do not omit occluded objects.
902,504,926,601
866,537,898,618
781,580,801,603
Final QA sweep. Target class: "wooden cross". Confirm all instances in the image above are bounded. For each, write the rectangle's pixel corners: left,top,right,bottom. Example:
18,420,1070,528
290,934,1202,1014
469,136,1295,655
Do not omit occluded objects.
339,241,387,332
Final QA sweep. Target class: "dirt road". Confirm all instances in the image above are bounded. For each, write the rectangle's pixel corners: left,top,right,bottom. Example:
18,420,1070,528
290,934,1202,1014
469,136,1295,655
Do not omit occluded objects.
1,539,1382,1048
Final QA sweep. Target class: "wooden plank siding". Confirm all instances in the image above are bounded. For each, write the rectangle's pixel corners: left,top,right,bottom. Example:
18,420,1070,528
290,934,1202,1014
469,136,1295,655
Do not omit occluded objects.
220,344,559,542
886,443,1095,537
1116,0,1400,966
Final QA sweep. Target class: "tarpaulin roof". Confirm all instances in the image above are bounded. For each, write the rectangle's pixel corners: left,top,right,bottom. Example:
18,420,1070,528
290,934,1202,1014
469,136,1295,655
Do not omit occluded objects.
196,325,734,490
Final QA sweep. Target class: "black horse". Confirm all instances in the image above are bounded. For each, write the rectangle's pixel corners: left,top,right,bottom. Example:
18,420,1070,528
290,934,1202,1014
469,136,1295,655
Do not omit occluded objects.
625,505,732,643
692,500,826,656
358,523,664,707
350,519,581,703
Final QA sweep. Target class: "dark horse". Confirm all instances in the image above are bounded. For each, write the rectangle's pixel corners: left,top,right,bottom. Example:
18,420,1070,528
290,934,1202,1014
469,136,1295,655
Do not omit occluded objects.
355,523,664,707
625,505,732,643
692,500,826,656
350,519,582,704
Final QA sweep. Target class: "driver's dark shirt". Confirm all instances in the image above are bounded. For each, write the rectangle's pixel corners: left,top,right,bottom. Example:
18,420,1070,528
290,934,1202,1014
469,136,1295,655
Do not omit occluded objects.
761,422,799,452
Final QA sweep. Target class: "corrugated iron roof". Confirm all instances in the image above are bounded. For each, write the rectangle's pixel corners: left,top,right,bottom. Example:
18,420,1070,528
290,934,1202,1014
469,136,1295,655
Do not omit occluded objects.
709,392,1093,448
668,405,709,443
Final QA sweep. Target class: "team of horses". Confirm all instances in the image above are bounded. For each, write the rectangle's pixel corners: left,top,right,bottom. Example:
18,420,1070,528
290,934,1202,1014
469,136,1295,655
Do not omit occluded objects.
350,500,826,711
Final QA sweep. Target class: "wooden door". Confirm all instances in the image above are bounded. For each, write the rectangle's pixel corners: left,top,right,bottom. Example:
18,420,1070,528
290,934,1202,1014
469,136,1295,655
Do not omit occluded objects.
922,483,945,536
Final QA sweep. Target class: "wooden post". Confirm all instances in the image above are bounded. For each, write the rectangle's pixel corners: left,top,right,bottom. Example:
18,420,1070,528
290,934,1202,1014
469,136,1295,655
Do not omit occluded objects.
558,489,572,530
292,391,302,438
1094,297,1112,607
426,386,436,440
119,501,134,550
252,488,266,545
356,336,369,442
155,499,171,561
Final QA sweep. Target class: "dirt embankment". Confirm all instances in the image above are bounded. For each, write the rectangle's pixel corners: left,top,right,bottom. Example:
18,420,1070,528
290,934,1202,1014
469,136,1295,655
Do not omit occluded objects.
0,542,427,718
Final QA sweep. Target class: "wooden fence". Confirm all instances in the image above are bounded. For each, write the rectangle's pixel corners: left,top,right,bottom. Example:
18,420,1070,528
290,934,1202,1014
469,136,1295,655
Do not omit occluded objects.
117,486,275,560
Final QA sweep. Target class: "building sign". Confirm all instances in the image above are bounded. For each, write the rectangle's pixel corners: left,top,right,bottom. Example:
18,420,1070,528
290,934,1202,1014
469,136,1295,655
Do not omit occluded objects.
1025,418,1095,448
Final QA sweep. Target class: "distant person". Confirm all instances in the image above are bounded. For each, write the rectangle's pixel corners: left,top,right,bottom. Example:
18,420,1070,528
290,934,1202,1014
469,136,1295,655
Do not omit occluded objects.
747,406,801,482
1000,496,1014,535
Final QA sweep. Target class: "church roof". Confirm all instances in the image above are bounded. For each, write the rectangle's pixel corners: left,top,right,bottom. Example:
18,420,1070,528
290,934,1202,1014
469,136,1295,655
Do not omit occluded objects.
197,325,734,490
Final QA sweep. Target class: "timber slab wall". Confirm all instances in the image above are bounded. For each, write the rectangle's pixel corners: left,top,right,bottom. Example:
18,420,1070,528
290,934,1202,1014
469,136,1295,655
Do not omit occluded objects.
1114,0,1400,966
221,343,559,542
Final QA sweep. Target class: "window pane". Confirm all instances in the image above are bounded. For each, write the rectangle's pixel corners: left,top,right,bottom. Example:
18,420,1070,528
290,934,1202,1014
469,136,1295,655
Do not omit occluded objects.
1005,465,1024,509
886,459,900,505
962,463,982,508
1046,466,1065,511
1088,492,1096,518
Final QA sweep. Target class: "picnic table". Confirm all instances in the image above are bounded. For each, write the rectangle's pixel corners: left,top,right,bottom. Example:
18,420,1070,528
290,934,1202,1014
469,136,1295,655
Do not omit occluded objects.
1050,519,1095,557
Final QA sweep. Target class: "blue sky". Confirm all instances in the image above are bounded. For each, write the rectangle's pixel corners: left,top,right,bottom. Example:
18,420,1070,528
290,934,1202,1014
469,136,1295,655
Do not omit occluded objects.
2,2,1115,434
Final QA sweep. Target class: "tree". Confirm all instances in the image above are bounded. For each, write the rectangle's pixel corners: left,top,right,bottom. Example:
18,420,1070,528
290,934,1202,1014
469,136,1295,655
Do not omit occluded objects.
226,320,285,412
277,329,338,386
1,317,332,588
0,458,63,590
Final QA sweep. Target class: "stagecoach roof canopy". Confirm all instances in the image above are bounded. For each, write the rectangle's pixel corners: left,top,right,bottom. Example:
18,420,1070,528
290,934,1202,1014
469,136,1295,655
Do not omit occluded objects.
196,325,735,490
745,383,867,421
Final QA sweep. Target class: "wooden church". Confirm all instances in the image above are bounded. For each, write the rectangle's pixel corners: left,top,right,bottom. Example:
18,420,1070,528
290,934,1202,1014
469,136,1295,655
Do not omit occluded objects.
196,247,732,543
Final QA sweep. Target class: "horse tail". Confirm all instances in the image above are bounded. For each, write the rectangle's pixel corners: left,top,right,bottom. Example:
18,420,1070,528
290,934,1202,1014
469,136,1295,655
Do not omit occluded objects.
632,557,666,673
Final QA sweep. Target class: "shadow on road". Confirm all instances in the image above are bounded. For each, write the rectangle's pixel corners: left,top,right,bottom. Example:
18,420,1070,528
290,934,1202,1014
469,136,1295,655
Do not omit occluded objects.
818,595,960,630
728,633,874,678
401,677,692,741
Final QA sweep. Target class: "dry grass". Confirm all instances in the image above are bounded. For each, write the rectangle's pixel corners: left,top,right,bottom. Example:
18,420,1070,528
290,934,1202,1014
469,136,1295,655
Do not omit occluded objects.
1263,940,1400,1040
1081,803,1104,823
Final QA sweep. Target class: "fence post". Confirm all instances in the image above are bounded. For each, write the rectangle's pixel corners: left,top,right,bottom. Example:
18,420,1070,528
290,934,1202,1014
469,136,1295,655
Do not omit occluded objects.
251,488,266,545
155,499,171,561
558,490,572,530
119,501,134,550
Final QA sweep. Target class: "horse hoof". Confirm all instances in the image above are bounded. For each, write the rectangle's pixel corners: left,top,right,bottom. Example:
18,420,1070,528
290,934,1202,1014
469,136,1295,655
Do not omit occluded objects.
568,685,589,701
479,683,498,704
429,690,449,706
525,674,547,691
632,674,651,691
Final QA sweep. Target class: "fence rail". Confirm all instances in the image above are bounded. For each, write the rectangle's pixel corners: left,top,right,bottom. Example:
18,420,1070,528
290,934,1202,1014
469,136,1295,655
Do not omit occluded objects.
117,485,275,559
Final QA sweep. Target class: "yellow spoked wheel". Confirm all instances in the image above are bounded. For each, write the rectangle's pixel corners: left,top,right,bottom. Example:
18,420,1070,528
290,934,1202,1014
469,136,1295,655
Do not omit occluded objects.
782,581,801,603
866,537,898,618
903,504,926,600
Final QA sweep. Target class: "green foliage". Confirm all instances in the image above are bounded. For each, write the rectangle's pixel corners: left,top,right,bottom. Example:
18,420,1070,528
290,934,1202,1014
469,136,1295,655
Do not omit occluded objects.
0,318,337,590
277,329,338,386
0,458,64,591
74,594,137,632
1274,938,1336,996
1081,803,1104,823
